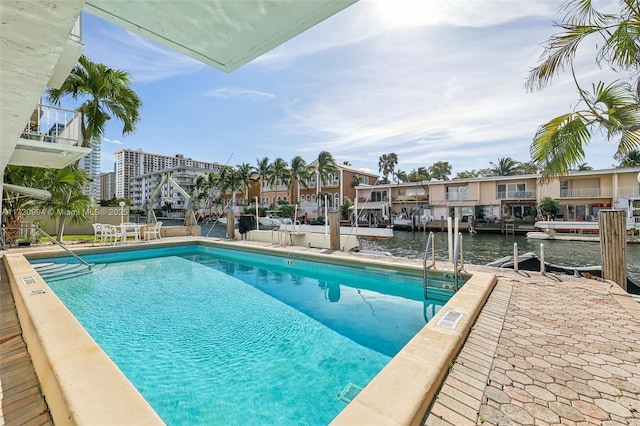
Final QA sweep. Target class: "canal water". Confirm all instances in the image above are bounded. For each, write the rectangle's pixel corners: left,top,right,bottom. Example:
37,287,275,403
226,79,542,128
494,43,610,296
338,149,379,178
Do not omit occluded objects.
198,222,639,285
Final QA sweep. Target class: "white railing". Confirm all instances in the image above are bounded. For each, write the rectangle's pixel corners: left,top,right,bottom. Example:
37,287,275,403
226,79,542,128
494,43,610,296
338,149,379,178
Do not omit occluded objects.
560,188,612,198
497,190,536,199
445,192,468,201
22,104,82,146
618,186,640,197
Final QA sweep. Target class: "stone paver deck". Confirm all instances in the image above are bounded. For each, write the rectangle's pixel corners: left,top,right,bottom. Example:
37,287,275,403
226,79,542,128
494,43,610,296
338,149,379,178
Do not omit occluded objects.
425,267,640,426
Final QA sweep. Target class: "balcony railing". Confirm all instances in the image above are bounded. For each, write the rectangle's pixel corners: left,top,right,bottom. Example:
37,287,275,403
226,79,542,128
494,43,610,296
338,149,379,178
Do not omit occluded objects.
21,104,82,147
497,190,536,200
618,186,640,197
445,192,468,201
560,188,612,198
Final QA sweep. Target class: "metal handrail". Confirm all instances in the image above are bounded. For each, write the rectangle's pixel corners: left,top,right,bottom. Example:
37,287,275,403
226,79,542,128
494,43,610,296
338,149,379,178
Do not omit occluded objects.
35,225,91,268
423,232,435,299
453,232,464,291
1,225,90,268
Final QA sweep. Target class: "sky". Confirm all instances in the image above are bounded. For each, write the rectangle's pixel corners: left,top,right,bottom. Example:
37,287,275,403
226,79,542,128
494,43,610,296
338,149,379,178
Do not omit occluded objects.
78,0,628,177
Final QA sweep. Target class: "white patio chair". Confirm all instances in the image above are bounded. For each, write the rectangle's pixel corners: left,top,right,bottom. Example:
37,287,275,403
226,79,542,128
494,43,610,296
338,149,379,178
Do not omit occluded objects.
92,223,104,244
121,223,140,243
102,224,124,245
144,221,162,241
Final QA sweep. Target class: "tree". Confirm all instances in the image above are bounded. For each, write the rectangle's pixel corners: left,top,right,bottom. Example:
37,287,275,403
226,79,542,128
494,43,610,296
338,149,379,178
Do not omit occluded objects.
288,156,311,204
316,151,339,196
235,162,254,206
429,161,452,181
47,55,142,149
616,149,640,167
269,158,289,203
516,162,539,175
378,153,399,182
538,196,560,219
2,166,44,244
254,156,271,207
490,157,520,176
526,0,640,179
576,162,593,171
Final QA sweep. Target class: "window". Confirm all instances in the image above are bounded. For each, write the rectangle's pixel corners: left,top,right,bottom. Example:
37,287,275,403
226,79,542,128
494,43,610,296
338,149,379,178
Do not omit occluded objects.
370,190,387,202
497,183,527,199
334,193,340,206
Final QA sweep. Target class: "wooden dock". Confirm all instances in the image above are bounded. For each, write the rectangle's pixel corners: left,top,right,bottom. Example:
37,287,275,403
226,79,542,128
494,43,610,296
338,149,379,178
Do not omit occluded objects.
0,261,52,426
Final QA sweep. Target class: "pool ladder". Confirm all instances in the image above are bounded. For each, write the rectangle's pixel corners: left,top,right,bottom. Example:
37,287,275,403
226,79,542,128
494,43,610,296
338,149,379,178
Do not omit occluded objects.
422,231,465,300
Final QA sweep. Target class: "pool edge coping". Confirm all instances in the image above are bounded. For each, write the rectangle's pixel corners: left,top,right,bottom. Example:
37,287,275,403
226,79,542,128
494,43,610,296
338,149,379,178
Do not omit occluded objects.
5,237,496,425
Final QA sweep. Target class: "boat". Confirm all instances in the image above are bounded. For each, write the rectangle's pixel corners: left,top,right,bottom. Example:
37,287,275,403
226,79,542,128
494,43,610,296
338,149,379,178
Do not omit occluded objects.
486,252,640,294
258,211,292,228
530,220,640,243
278,223,394,239
392,213,412,229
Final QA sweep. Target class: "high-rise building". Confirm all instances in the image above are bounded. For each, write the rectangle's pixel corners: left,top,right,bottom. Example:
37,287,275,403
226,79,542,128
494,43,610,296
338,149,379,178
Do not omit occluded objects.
79,139,102,201
99,171,116,201
115,149,222,199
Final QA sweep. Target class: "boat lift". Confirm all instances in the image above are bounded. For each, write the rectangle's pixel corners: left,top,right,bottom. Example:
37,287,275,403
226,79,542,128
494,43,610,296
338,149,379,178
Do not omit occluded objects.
146,174,197,226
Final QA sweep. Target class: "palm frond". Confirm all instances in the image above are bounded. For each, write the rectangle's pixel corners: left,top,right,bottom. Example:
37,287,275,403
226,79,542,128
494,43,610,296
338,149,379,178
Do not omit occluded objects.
531,113,591,179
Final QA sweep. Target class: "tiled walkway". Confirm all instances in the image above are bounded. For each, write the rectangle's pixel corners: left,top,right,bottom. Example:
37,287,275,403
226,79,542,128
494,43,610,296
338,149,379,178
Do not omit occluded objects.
425,268,640,425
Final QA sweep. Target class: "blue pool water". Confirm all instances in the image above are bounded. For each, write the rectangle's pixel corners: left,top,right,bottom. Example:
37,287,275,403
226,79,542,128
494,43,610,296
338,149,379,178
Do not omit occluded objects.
36,246,454,425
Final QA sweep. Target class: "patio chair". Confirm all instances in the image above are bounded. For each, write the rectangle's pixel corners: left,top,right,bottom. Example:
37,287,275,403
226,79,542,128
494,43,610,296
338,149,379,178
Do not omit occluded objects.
102,224,124,245
144,221,162,241
92,223,104,244
121,223,141,243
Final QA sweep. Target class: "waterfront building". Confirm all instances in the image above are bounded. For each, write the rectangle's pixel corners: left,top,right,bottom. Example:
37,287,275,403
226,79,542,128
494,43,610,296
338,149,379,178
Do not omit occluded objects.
99,171,116,201
355,167,640,231
258,160,378,217
115,149,222,200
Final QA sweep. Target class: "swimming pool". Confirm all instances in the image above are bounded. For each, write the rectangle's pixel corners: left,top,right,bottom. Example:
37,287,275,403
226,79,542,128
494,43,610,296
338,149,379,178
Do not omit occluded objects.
30,244,464,424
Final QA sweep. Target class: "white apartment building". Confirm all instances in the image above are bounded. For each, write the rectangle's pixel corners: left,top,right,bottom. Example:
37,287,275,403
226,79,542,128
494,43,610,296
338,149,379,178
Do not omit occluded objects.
115,149,222,199
129,166,214,215
79,138,101,201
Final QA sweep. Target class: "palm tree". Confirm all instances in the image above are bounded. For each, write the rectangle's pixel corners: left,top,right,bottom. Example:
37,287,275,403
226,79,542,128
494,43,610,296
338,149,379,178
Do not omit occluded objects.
490,157,520,176
47,55,142,149
316,151,339,197
576,163,593,171
254,156,271,207
193,175,209,215
235,162,254,206
269,158,289,204
207,171,220,215
616,150,640,167
526,0,640,179
39,165,92,241
378,153,399,182
288,156,312,204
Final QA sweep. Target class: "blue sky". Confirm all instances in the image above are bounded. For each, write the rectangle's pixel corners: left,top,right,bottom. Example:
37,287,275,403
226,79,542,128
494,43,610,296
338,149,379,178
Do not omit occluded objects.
79,0,626,176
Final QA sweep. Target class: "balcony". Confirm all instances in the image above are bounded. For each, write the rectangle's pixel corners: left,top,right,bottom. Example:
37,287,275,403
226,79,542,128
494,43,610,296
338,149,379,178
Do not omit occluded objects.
560,188,612,198
497,190,536,200
11,104,91,169
48,15,83,89
618,186,640,197
445,192,469,201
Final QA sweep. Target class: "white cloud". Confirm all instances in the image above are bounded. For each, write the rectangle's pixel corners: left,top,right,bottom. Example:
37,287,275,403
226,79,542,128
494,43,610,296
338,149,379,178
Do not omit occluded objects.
103,137,124,145
206,88,276,101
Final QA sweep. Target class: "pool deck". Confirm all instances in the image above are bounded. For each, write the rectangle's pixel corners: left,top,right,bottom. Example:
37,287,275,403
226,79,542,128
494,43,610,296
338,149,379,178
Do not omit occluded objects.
2,237,640,425
0,260,53,426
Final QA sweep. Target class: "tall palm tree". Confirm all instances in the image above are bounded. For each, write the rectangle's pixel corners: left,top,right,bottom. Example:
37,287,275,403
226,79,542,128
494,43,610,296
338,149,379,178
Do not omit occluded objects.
193,175,209,215
207,171,220,215
490,157,520,176
236,162,254,206
316,151,339,197
47,55,142,149
616,150,640,167
526,0,640,179
269,158,289,204
254,156,271,207
288,156,312,204
378,153,399,182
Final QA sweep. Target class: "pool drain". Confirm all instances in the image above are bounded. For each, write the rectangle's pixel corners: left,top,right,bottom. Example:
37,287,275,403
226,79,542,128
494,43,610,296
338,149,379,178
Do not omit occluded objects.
338,383,362,403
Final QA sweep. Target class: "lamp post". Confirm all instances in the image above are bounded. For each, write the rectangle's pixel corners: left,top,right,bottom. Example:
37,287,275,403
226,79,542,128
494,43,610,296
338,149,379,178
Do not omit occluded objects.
119,201,126,224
